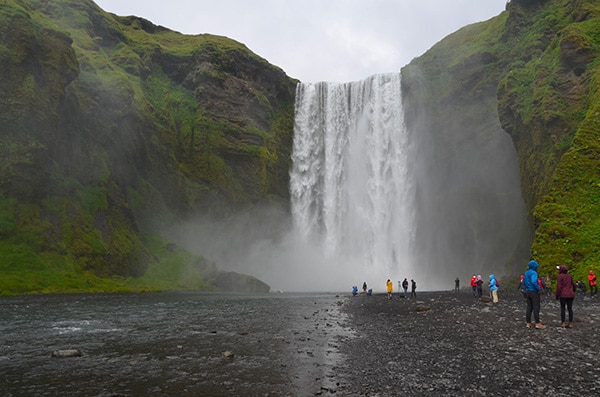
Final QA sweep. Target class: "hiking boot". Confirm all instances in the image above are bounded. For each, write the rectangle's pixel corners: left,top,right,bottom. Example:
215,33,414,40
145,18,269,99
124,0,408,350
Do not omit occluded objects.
526,323,532,329
567,322,573,328
561,322,567,328
535,323,546,329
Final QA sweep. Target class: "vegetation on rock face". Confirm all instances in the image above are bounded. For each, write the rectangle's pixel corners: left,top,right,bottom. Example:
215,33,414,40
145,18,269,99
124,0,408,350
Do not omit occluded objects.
402,0,600,284
2,0,599,294
0,0,296,294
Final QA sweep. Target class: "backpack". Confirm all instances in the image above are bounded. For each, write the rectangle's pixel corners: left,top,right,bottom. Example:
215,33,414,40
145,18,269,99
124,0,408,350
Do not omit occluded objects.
496,279,500,288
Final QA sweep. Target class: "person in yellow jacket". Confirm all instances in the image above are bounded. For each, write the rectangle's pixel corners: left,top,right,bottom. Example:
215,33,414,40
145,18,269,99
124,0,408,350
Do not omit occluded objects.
386,279,393,299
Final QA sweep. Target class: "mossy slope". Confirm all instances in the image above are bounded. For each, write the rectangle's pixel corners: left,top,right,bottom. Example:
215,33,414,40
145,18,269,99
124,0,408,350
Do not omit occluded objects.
0,0,295,294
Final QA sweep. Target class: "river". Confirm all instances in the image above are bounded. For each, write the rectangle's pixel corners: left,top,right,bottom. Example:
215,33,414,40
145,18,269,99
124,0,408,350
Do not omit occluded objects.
0,292,352,396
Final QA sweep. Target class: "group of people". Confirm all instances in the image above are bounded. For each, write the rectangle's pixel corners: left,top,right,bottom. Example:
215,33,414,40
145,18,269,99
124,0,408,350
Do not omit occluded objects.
351,278,417,299
352,282,373,296
468,274,500,303
390,278,417,299
522,261,597,329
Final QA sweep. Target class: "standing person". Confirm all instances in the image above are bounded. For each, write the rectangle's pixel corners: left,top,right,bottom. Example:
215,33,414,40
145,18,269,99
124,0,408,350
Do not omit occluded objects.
386,279,393,300
577,280,587,296
545,273,553,297
588,270,597,297
411,279,417,298
362,282,368,294
402,278,409,298
555,265,576,328
454,277,460,293
489,274,499,303
517,274,526,299
539,277,547,300
524,260,546,329
476,275,484,298
470,274,477,297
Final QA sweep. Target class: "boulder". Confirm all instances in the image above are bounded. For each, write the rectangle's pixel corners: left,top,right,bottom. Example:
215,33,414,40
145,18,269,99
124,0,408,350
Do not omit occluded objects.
213,271,270,293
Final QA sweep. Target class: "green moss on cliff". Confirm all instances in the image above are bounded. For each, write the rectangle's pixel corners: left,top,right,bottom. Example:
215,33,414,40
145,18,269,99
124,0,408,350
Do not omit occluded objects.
0,0,294,294
403,0,600,280
499,0,600,281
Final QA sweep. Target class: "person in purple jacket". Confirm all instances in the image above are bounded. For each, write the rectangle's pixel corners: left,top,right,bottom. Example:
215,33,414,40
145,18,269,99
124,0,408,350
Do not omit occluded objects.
555,265,577,328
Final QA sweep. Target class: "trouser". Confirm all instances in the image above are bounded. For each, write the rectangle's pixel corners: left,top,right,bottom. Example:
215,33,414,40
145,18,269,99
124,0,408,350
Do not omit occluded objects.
590,284,597,296
403,288,408,297
560,297,574,322
526,290,541,323
477,288,482,298
472,286,476,296
491,289,498,303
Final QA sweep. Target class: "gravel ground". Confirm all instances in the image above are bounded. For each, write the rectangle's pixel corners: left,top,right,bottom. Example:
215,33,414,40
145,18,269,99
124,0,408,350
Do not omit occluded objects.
334,289,600,396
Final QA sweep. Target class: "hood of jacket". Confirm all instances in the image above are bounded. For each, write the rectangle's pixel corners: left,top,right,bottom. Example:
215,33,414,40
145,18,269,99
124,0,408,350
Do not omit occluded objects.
528,260,539,270
558,265,569,274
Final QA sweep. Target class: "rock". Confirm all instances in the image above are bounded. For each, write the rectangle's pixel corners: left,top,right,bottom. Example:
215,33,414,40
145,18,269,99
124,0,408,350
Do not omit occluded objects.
480,296,493,303
415,304,431,312
221,351,234,359
213,271,270,293
51,349,82,358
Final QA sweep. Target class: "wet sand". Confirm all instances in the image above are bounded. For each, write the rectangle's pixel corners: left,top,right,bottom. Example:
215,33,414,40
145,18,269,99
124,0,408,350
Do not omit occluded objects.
335,289,600,396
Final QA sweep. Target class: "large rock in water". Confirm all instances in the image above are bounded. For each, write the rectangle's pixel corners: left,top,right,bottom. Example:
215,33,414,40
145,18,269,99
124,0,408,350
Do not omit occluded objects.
214,271,270,293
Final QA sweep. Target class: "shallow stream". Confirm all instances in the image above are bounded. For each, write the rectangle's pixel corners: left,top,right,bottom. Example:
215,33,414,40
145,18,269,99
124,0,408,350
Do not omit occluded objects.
0,292,351,396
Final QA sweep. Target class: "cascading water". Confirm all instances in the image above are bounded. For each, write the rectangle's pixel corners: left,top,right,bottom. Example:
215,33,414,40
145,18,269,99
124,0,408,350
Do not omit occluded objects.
168,72,528,293
290,73,414,285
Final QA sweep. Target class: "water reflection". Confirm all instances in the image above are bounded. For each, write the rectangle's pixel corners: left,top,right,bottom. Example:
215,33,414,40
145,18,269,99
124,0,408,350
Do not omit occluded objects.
0,292,352,396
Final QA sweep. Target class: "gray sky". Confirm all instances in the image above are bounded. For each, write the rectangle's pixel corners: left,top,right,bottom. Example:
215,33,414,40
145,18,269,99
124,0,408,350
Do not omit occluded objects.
94,0,508,82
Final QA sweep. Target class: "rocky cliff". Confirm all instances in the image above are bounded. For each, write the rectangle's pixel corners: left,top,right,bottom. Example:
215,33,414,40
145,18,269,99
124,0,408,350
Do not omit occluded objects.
402,0,600,281
2,0,599,293
0,0,295,294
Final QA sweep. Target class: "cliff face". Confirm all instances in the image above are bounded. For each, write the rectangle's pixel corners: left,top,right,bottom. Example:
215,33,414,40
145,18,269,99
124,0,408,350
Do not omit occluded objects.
0,0,295,293
402,0,600,281
3,0,599,293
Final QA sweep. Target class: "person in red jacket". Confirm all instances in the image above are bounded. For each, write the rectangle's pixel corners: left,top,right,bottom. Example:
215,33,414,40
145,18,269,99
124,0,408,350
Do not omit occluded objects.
588,270,597,297
470,275,477,297
556,265,577,328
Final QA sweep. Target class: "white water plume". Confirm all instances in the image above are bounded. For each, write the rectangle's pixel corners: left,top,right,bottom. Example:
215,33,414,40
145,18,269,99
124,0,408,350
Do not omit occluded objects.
167,72,527,293
290,73,414,288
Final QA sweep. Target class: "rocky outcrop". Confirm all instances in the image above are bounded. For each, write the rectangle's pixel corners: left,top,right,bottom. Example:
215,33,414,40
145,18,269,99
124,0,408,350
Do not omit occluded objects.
213,271,271,293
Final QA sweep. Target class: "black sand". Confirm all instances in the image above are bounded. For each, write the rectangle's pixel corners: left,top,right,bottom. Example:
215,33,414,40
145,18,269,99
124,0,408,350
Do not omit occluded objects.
334,289,600,396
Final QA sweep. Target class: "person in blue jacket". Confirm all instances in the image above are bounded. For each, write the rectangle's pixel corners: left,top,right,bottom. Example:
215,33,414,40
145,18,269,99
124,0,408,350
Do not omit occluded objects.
524,260,546,329
489,274,499,303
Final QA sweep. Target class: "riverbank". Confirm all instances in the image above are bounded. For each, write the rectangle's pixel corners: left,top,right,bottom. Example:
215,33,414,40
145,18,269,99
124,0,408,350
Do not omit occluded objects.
335,289,600,396
2,290,599,396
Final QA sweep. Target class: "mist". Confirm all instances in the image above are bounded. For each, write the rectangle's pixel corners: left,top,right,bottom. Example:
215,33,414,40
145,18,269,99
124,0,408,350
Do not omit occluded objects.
164,70,529,293
163,205,376,292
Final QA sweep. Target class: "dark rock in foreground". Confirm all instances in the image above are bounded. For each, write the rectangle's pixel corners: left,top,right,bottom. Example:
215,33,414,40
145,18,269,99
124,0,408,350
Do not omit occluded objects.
336,290,600,396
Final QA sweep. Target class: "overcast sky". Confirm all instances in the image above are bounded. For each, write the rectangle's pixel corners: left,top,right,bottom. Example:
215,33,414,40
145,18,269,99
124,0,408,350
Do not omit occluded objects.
94,0,508,83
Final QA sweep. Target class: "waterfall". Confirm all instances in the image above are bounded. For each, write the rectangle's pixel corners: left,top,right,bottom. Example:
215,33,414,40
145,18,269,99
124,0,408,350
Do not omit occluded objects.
290,73,413,283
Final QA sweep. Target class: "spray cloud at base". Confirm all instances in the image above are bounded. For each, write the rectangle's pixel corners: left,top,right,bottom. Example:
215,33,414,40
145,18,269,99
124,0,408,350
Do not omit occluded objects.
167,72,528,293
